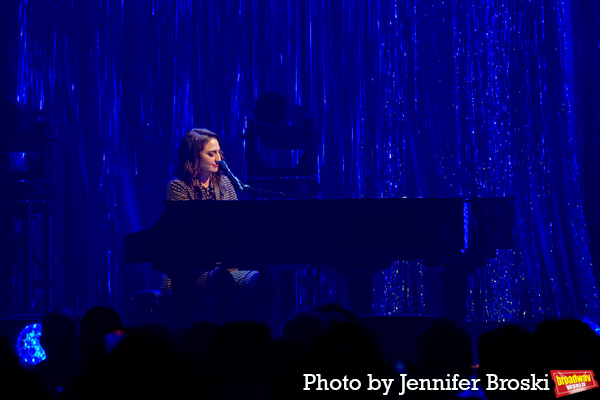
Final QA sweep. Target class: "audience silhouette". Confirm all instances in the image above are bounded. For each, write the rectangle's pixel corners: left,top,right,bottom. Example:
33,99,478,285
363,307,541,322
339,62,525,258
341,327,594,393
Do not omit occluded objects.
31,308,82,397
2,305,600,400
0,335,49,399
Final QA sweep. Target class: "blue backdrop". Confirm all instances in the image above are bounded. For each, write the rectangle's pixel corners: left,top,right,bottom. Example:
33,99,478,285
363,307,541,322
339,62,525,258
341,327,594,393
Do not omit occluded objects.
2,0,599,322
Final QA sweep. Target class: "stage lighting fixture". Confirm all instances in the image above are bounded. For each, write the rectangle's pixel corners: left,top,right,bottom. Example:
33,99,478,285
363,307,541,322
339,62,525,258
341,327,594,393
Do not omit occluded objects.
16,323,46,365
251,92,311,150
244,92,320,198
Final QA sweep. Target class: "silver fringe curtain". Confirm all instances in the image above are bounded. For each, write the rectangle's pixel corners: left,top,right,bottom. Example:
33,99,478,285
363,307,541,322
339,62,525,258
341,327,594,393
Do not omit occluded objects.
4,0,599,321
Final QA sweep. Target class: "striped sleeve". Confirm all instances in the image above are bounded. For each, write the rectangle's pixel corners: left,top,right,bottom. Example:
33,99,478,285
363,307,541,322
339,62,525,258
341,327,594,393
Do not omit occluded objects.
166,179,194,201
220,176,238,200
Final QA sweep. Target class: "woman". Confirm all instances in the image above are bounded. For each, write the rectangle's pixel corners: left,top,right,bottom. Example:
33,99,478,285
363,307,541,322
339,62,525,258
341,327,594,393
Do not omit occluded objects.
167,128,237,201
162,128,259,324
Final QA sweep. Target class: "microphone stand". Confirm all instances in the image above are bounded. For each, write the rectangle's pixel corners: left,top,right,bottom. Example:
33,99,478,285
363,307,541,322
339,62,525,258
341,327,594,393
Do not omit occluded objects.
218,161,301,199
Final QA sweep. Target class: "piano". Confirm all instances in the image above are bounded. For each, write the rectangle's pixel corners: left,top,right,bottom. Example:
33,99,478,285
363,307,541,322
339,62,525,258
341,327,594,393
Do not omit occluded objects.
126,198,515,328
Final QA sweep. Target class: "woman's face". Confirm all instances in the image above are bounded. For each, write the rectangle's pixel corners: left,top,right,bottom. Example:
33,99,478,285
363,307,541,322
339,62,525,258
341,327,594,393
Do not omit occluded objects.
197,138,221,176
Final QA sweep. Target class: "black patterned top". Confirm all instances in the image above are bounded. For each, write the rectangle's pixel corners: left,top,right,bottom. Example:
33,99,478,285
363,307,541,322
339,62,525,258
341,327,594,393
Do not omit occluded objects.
196,179,217,200
166,176,238,201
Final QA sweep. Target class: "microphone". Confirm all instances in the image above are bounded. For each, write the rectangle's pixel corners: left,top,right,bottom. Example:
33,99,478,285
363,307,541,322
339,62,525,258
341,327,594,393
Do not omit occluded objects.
218,161,246,192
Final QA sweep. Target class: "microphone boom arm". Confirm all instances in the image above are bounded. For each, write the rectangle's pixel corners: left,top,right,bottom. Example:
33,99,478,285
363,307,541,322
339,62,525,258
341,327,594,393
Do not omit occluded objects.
218,161,300,199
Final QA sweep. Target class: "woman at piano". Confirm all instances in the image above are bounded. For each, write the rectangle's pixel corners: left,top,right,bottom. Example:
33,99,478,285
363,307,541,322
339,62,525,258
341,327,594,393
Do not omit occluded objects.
161,128,263,325
166,128,237,201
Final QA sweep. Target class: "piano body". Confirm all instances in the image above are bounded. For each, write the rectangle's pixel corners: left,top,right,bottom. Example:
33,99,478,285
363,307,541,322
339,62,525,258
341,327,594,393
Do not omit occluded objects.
125,198,515,328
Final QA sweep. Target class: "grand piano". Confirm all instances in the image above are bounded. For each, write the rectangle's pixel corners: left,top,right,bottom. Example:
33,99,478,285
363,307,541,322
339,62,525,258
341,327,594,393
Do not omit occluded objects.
125,198,515,328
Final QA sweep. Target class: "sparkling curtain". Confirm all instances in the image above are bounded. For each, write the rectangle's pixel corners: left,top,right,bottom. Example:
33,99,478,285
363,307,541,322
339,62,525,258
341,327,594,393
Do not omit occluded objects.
5,0,599,321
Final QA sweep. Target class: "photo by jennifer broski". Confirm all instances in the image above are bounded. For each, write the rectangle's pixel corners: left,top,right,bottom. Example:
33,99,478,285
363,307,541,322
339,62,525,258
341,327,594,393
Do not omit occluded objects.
550,370,599,398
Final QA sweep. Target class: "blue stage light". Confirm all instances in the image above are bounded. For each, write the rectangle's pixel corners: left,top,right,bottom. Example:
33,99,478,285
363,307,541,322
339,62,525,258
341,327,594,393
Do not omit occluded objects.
17,323,46,365
581,317,600,337
395,361,406,373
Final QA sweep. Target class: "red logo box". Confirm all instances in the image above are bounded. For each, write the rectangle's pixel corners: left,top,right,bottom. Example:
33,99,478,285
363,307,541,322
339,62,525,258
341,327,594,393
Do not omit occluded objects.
550,370,599,398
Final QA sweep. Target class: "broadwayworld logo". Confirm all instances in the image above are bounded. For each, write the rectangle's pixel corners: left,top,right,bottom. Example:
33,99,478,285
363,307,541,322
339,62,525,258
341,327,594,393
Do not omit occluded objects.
551,370,599,398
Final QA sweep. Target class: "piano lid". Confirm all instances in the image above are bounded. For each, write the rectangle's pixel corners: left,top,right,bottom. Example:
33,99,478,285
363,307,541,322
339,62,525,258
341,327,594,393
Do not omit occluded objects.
125,197,515,268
